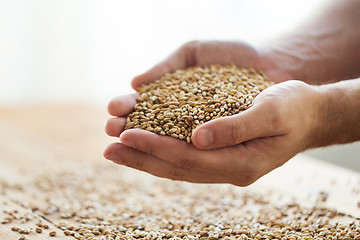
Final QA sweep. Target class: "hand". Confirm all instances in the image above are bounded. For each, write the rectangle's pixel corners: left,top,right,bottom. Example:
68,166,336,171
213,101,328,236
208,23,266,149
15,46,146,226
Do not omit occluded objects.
105,40,292,139
104,41,316,186
105,78,324,186
131,40,292,89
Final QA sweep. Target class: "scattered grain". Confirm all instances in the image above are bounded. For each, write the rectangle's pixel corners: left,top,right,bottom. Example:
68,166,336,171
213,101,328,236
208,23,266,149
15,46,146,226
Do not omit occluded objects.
11,226,20,232
1,163,359,239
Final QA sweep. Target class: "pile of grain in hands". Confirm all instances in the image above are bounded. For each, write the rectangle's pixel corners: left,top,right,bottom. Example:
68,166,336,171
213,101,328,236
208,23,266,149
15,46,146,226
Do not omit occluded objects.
125,64,274,143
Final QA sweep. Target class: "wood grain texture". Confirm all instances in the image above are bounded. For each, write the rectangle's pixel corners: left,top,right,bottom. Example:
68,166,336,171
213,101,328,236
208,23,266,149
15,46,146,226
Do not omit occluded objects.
0,194,74,239
0,104,110,239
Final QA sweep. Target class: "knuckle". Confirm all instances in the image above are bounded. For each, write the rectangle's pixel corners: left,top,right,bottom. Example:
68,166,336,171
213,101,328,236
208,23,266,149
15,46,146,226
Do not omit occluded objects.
260,99,278,113
168,167,186,181
269,112,283,132
181,40,201,66
148,134,162,155
161,60,176,74
174,157,194,169
181,40,200,51
230,117,243,144
132,158,144,171
259,101,284,132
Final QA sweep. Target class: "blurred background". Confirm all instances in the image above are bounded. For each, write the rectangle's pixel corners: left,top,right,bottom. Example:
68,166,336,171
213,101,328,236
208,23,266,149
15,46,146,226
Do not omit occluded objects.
0,0,359,170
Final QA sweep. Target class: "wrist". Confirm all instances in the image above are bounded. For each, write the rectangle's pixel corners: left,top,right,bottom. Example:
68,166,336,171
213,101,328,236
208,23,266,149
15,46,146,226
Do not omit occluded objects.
308,85,343,148
311,80,360,148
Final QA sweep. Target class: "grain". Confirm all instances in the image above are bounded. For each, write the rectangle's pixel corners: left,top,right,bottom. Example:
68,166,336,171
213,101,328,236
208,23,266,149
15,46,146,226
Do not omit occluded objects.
11,226,20,232
125,64,274,142
49,231,56,237
1,164,359,239
18,229,30,234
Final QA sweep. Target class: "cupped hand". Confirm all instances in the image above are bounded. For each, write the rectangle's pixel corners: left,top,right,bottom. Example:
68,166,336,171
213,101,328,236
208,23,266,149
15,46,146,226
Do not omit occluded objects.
106,40,292,138
104,40,309,186
105,79,323,186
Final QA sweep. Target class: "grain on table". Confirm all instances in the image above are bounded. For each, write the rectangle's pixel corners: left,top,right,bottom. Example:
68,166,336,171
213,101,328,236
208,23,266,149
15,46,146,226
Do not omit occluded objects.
2,164,359,239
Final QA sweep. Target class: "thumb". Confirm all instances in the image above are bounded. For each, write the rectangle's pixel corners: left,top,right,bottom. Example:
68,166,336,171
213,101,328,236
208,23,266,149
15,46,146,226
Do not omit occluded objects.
191,102,285,149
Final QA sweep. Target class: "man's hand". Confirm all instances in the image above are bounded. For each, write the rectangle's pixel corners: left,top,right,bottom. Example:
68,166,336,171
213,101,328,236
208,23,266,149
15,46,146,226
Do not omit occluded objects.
104,80,324,186
105,0,360,185
105,40,293,146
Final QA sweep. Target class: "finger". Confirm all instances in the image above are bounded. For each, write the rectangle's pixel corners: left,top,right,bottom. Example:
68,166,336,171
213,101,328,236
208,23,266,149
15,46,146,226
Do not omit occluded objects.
119,129,246,173
131,41,199,89
103,142,228,183
191,101,287,149
105,117,126,137
107,92,139,117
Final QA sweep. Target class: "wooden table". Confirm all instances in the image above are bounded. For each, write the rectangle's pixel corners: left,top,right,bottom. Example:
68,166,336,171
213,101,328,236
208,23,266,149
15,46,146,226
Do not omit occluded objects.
0,104,359,239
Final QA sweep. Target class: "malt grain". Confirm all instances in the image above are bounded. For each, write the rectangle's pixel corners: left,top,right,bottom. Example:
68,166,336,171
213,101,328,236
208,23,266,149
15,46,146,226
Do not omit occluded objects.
125,64,274,142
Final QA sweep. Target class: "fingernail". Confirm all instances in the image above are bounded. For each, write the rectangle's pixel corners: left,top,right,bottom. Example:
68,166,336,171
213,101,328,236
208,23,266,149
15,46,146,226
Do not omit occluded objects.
120,136,135,149
195,128,214,147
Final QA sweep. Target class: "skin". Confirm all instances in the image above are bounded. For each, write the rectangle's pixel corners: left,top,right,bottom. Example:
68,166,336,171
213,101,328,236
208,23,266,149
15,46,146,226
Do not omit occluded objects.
104,0,360,186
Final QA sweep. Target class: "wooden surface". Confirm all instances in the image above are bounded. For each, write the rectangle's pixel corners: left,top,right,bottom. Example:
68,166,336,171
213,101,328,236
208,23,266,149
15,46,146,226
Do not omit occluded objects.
0,104,359,239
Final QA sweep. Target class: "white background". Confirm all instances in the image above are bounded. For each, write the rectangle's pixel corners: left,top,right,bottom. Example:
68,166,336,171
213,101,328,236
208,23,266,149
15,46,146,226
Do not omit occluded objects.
0,0,328,105
1,0,358,169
